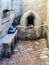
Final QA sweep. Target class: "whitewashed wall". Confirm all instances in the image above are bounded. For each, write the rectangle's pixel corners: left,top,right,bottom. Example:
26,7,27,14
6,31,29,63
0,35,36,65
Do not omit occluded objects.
1,0,11,11
0,0,11,18
12,0,23,17
0,0,23,17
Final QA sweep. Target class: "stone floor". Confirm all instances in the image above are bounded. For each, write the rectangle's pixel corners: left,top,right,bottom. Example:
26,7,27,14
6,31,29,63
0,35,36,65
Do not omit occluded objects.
0,38,49,65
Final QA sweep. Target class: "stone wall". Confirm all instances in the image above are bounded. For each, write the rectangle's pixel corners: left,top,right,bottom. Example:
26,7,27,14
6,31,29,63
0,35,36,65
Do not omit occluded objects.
22,0,47,23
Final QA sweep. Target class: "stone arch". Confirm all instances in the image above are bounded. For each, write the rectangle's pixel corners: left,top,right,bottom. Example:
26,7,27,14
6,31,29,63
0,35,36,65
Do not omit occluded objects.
20,10,43,38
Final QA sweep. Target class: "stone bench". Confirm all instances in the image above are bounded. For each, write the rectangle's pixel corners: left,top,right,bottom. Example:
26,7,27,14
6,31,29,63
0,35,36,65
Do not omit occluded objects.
1,30,18,58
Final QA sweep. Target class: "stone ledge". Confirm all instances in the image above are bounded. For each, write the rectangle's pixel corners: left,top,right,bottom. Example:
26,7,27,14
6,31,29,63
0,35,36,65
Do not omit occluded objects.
1,30,18,58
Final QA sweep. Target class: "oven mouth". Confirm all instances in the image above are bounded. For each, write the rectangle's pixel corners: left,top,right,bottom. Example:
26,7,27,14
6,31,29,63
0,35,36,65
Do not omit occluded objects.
27,13,35,26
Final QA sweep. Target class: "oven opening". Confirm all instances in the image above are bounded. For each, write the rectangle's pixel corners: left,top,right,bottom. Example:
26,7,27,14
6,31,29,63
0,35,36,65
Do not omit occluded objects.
27,13,35,26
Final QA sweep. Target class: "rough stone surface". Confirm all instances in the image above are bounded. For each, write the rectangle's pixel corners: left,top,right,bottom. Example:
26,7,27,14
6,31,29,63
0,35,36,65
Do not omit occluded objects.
22,0,47,37
20,10,43,38
0,38,48,65
22,0,47,22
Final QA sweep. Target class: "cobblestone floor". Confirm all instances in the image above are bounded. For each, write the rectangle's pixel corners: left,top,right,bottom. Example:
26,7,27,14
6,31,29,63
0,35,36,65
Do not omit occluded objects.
0,38,49,65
